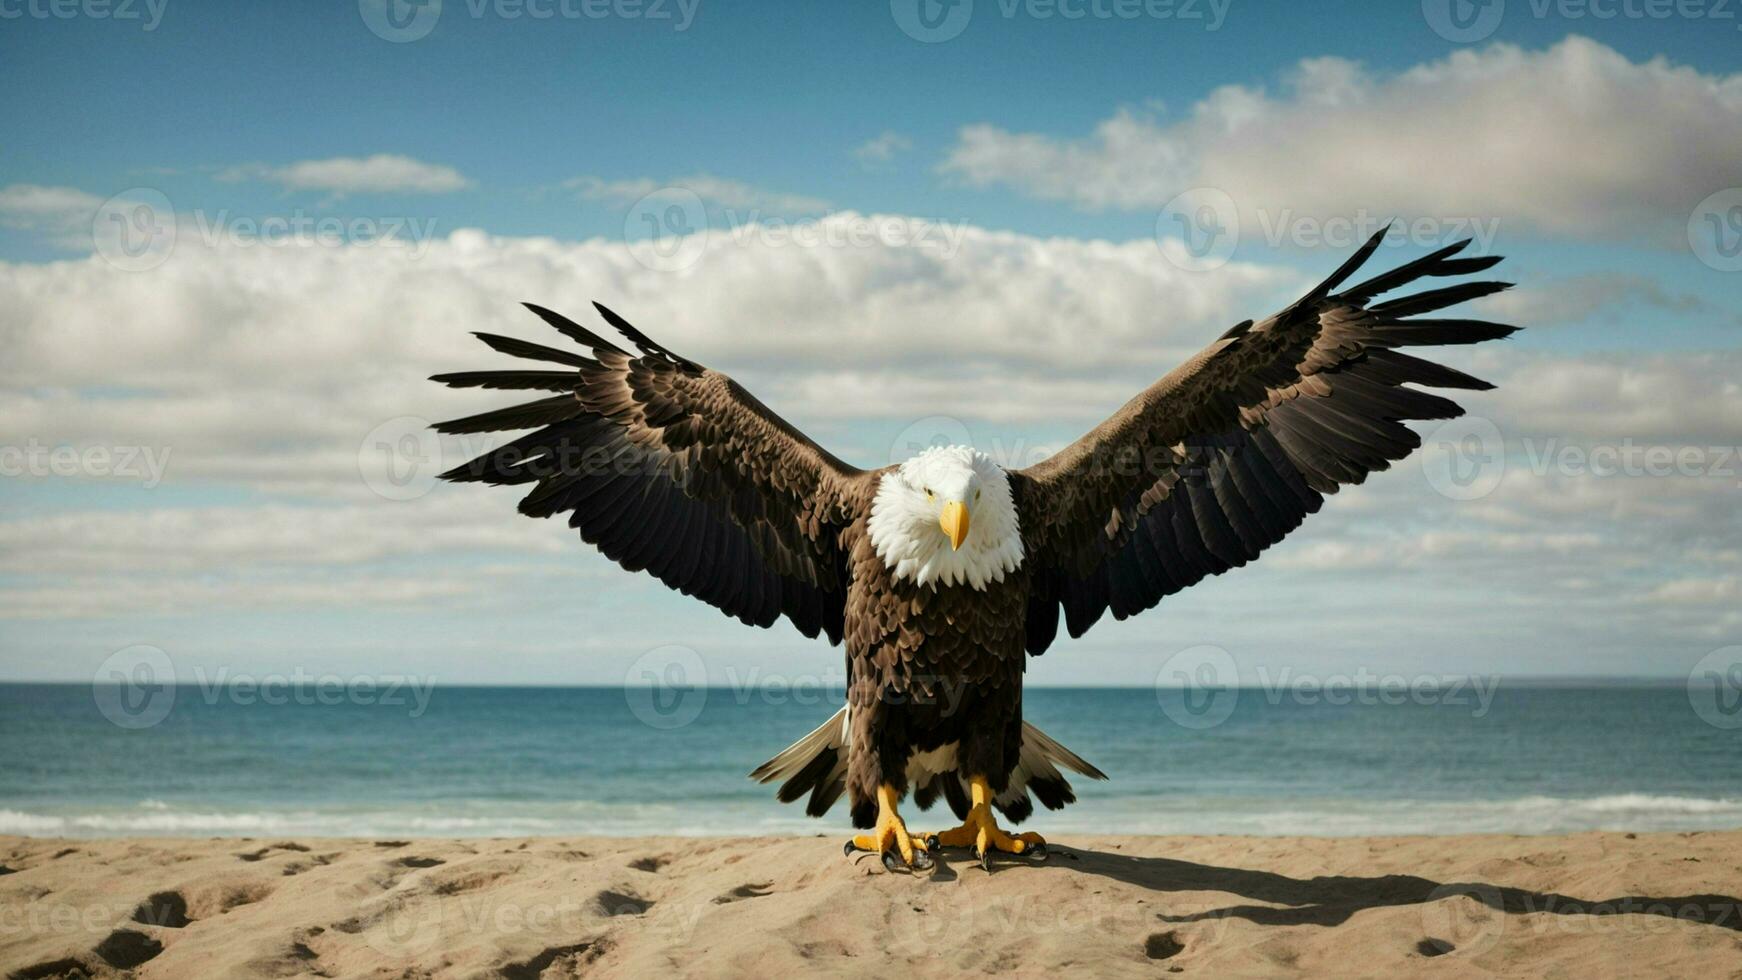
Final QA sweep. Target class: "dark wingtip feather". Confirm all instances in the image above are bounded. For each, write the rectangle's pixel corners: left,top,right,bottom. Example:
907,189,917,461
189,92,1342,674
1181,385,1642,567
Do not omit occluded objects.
592,301,697,369
521,302,628,355
1305,221,1393,303
1370,280,1513,318
430,370,579,391
432,394,581,435
469,331,595,369
1437,254,1503,275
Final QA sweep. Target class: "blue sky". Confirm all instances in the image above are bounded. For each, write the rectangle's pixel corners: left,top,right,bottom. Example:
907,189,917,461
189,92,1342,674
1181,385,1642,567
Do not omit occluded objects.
1,0,1739,687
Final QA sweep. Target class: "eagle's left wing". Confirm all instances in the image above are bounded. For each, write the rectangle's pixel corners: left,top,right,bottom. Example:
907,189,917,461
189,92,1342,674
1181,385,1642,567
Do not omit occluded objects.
1014,228,1516,654
432,303,867,644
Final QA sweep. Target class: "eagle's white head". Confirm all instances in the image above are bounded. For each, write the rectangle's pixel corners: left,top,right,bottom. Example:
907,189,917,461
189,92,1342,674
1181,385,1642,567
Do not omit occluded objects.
866,445,1023,591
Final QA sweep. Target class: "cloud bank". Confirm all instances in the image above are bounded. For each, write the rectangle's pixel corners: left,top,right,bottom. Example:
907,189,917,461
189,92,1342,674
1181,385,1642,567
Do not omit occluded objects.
219,154,472,196
941,38,1742,246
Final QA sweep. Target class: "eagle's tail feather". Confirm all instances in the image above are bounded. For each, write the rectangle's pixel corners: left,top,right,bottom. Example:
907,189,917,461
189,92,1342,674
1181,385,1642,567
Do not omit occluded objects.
749,706,1106,825
748,708,849,818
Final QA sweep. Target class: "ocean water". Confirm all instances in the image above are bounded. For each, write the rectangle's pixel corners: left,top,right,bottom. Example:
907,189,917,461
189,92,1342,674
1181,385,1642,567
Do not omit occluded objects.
1,683,1738,839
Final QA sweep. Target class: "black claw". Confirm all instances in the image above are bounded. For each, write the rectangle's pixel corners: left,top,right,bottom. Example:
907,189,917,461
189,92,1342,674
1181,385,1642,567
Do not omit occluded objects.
979,848,993,873
843,839,859,858
1026,842,1049,861
881,850,901,873
920,833,940,851
911,848,934,871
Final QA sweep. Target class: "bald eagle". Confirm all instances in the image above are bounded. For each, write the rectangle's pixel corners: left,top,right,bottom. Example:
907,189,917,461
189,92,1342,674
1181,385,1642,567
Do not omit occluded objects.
432,227,1514,870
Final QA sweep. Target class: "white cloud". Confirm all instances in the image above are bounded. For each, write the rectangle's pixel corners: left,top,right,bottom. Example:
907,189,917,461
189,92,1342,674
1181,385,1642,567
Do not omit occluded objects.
0,575,478,620
3,207,1739,650
566,174,831,215
0,213,1292,497
854,130,913,168
0,212,1290,621
1646,577,1742,606
220,154,472,196
0,494,567,576
940,37,1742,246
0,184,103,226
1271,530,1603,572
0,184,104,247
1483,352,1742,446
1474,273,1710,327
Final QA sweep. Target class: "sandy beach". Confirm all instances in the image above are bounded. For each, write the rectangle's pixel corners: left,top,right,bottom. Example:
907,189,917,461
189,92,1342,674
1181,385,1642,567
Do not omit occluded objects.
2,831,1739,978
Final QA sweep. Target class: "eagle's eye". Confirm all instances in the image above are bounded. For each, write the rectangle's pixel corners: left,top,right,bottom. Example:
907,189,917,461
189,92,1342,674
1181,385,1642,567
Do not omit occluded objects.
975,489,982,502
924,487,934,499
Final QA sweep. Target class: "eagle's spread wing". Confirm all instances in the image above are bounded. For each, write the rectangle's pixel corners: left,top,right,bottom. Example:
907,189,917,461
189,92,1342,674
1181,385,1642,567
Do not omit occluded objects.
1015,228,1517,654
433,303,865,644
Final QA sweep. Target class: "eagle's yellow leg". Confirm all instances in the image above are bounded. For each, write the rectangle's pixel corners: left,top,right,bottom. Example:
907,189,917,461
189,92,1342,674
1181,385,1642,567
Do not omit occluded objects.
844,784,933,871
931,775,1046,869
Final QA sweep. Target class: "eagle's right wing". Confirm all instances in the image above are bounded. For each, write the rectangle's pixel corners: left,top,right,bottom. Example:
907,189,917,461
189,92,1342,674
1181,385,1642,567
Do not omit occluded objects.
1016,228,1517,653
433,303,867,644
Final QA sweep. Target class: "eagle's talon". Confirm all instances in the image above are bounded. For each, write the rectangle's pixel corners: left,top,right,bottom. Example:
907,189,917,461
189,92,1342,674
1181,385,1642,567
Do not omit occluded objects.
851,783,931,871
930,776,1048,868
878,843,932,873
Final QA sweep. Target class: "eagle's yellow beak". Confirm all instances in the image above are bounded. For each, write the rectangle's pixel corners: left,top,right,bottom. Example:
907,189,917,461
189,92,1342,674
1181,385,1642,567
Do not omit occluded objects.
939,500,970,551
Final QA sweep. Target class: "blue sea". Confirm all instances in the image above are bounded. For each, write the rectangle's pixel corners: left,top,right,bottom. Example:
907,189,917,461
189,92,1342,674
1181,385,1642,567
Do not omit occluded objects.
2,682,1739,839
